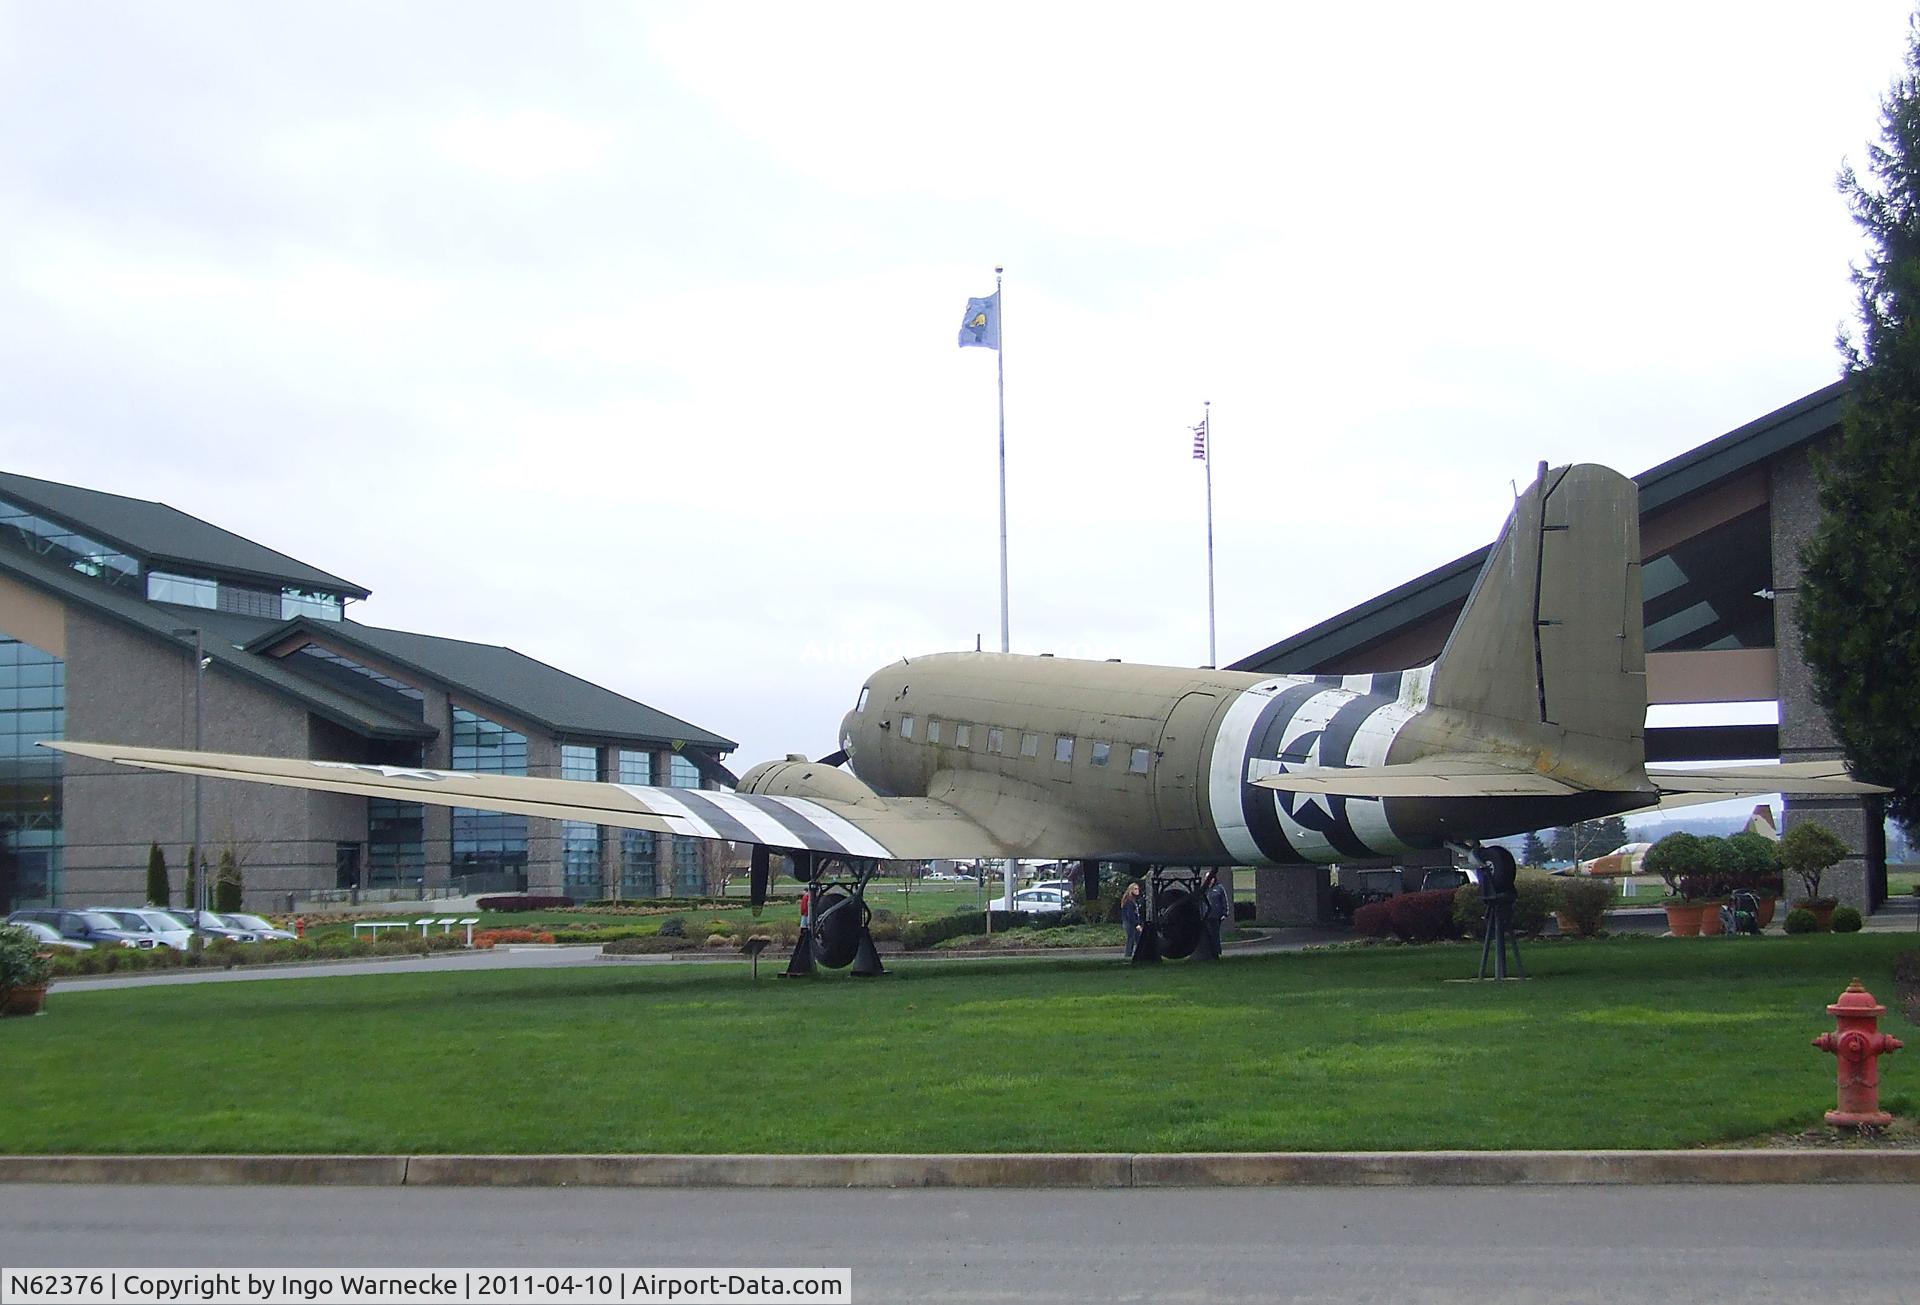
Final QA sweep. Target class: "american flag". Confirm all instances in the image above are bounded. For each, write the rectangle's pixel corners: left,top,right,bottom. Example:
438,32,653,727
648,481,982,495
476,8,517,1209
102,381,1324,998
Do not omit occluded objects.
1191,421,1207,461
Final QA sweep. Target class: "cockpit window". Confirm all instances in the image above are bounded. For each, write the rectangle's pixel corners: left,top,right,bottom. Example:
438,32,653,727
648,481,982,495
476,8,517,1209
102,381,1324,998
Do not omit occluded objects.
856,687,870,713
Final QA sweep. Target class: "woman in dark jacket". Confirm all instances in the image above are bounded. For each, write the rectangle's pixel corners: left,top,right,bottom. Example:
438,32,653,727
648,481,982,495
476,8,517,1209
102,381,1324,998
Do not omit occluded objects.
1120,881,1143,958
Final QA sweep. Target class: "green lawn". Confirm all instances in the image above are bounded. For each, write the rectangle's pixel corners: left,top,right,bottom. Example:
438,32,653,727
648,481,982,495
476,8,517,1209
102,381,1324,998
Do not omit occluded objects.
5,935,1914,1155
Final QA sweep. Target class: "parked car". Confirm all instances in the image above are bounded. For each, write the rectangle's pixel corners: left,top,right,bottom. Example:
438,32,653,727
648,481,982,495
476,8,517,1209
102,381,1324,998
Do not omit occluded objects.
1028,879,1075,896
989,888,1069,914
218,913,297,942
5,909,151,947
90,908,194,950
6,919,93,952
160,910,260,942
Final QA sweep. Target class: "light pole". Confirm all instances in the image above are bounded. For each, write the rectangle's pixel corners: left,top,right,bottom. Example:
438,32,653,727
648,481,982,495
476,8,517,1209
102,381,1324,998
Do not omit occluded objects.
172,628,207,949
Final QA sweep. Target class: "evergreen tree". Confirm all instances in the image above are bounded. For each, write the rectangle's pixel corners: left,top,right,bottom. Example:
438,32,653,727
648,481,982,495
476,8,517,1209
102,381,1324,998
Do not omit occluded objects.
1520,831,1549,866
215,848,242,913
1801,15,1920,834
145,842,169,907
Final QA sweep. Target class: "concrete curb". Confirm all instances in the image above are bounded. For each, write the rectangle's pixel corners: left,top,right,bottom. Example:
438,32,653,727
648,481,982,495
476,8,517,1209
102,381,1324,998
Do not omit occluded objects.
2,1150,1915,1187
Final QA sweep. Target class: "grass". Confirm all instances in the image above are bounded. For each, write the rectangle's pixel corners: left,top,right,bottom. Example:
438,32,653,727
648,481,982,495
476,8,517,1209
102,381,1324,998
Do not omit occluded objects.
5,934,1914,1155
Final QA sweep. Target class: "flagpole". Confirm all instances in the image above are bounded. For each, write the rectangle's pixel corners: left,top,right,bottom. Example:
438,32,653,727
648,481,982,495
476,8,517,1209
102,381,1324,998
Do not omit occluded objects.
995,266,1009,655
1204,400,1216,668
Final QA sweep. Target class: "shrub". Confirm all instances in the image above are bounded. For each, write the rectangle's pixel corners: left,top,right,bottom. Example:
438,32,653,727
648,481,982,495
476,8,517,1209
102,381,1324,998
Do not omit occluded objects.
1781,822,1849,903
1553,877,1614,938
602,934,698,954
0,925,54,991
1233,901,1256,922
657,916,687,938
901,910,1038,950
701,919,736,938
472,929,557,949
475,895,574,912
1350,899,1394,939
1452,872,1556,937
1386,889,1460,942
703,933,733,949
1831,905,1863,933
1783,907,1819,935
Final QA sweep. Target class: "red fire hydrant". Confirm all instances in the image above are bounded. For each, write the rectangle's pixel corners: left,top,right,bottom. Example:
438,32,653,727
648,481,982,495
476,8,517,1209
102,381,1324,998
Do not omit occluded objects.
1812,979,1903,1128
295,916,306,938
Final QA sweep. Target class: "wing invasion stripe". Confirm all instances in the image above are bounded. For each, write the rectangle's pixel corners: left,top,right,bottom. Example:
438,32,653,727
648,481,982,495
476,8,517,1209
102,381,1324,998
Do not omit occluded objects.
663,790,763,846
617,786,723,840
763,796,893,860
1238,682,1326,865
690,790,823,850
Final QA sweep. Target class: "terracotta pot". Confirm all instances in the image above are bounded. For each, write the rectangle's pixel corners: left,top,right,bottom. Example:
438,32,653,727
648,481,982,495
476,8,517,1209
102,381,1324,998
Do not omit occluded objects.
1698,900,1728,936
1755,897,1777,929
0,983,48,1017
1664,903,1704,937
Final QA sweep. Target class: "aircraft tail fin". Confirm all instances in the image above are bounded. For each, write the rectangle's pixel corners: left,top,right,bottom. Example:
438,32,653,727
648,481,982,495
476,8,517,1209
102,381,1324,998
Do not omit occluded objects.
1427,464,1646,763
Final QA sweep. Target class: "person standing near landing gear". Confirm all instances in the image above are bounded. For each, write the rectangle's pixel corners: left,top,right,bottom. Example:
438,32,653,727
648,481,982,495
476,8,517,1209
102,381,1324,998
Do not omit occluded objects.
1120,881,1143,958
1203,871,1229,955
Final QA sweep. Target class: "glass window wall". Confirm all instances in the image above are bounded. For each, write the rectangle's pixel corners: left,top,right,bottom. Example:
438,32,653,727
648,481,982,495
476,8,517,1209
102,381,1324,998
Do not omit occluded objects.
562,745,602,901
0,632,64,911
451,706,527,886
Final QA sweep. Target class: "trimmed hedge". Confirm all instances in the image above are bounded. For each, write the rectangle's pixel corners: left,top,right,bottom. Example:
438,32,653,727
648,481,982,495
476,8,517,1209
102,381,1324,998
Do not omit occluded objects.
1783,907,1819,935
602,934,698,954
476,895,574,912
1452,871,1556,938
1831,905,1863,933
1553,877,1615,938
1351,899,1394,939
902,910,1047,950
1386,889,1460,943
471,929,557,948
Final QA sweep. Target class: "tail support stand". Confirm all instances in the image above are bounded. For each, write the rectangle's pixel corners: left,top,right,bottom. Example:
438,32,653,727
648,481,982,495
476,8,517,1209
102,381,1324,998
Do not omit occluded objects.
1463,843,1526,981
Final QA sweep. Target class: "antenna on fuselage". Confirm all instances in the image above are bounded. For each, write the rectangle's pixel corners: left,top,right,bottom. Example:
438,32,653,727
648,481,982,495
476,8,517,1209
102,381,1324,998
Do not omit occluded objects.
976,633,982,652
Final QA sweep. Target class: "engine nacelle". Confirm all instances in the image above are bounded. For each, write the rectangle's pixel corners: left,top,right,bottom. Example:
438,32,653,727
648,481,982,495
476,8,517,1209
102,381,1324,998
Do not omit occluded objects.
738,758,888,810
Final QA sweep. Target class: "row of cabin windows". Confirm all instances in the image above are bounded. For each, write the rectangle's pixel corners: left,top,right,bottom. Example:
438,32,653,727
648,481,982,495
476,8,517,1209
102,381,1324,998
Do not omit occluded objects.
897,714,1150,773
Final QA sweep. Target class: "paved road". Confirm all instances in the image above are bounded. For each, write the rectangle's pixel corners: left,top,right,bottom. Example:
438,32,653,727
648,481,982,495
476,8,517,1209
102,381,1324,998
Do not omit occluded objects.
1,1184,1913,1303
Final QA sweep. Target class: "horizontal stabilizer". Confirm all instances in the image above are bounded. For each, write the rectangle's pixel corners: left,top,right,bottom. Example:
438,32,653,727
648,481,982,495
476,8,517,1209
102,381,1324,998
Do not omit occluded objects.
1646,760,1890,799
1248,754,1596,799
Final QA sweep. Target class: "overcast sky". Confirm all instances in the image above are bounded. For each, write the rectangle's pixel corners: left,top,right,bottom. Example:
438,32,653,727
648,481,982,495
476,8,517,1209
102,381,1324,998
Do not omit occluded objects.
1,2,1912,769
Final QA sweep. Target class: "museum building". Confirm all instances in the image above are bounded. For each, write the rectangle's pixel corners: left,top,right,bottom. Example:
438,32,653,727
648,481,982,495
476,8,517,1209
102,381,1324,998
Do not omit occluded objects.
0,470,737,912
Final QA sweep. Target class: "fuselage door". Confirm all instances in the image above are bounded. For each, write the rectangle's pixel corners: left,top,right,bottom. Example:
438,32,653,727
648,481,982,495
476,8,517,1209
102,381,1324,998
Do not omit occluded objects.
1153,691,1219,832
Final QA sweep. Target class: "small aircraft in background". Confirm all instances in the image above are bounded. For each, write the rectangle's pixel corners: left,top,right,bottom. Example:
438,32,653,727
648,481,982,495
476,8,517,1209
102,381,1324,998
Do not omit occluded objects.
51,463,1883,972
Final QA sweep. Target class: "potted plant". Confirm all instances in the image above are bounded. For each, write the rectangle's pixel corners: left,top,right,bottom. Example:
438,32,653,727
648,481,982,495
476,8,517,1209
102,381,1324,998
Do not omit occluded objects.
0,924,54,1016
1725,830,1783,927
1780,820,1848,930
1646,832,1709,936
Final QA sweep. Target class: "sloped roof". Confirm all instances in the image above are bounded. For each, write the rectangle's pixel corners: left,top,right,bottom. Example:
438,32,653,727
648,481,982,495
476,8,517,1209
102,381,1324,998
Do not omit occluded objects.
255,618,738,753
0,470,369,598
1232,378,1850,675
0,549,431,741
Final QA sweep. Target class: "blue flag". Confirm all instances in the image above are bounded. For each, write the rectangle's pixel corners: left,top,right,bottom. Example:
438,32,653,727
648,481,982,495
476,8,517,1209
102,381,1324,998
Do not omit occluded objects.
957,292,1000,349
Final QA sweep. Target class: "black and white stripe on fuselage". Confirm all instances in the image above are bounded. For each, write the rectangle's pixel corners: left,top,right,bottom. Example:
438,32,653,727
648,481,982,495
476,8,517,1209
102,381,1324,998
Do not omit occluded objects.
616,784,893,860
1206,668,1433,866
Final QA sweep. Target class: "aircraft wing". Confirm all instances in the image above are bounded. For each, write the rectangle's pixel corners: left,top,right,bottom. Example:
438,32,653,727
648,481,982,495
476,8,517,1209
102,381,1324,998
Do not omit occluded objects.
1248,754,1593,798
44,741,1008,861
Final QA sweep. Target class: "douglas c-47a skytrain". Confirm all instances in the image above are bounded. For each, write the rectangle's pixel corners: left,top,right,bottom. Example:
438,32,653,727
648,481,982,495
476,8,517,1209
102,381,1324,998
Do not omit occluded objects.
49,464,1884,971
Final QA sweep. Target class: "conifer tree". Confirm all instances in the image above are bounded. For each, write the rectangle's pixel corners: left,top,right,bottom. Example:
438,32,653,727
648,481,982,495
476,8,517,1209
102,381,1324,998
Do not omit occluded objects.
1801,16,1920,833
215,849,242,913
145,842,169,907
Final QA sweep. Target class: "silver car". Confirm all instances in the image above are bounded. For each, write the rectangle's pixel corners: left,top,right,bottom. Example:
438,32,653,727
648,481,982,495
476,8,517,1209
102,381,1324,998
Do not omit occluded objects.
91,908,194,950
